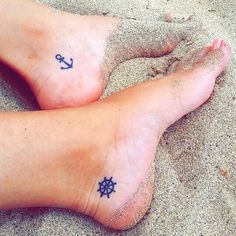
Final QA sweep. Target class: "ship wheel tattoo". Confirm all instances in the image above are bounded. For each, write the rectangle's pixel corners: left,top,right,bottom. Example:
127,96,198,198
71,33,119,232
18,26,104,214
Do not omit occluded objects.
97,177,117,198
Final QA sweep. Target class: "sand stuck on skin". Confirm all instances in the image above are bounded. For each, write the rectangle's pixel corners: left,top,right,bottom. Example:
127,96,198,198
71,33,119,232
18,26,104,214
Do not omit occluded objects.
0,0,235,235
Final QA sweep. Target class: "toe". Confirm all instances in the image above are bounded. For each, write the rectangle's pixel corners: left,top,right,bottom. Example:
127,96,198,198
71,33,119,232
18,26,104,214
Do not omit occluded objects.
198,39,231,75
158,40,231,127
211,38,222,50
176,39,231,73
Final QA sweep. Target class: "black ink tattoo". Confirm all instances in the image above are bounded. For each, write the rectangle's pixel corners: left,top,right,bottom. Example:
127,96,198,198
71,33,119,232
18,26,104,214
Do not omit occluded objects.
55,54,73,70
97,177,117,198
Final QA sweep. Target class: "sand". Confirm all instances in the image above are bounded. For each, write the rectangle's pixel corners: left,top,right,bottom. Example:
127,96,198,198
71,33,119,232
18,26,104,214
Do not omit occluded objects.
103,19,194,81
0,0,235,235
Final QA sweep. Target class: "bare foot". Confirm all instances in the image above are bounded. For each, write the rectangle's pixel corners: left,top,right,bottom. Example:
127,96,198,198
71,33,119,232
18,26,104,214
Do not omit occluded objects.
0,0,191,109
57,40,230,229
0,40,230,230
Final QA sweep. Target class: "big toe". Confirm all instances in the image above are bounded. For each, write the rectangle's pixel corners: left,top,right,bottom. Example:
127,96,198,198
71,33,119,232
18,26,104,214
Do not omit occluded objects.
212,39,231,70
198,39,231,75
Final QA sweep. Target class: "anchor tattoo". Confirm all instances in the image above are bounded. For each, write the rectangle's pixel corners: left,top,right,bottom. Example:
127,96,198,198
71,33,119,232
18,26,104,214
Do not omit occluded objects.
55,54,73,70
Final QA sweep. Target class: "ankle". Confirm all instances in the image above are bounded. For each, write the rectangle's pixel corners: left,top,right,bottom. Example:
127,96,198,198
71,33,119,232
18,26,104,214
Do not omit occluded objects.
53,107,115,211
55,142,109,214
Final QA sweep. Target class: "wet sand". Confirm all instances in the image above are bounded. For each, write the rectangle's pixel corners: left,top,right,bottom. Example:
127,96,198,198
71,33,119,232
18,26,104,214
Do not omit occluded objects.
0,0,235,235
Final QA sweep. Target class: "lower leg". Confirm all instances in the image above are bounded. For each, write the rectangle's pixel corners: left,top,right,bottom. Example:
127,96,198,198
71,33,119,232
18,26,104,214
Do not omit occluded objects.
0,108,109,209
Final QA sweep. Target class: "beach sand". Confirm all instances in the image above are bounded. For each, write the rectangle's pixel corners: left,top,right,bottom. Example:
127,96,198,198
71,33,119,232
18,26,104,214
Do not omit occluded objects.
0,0,235,235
